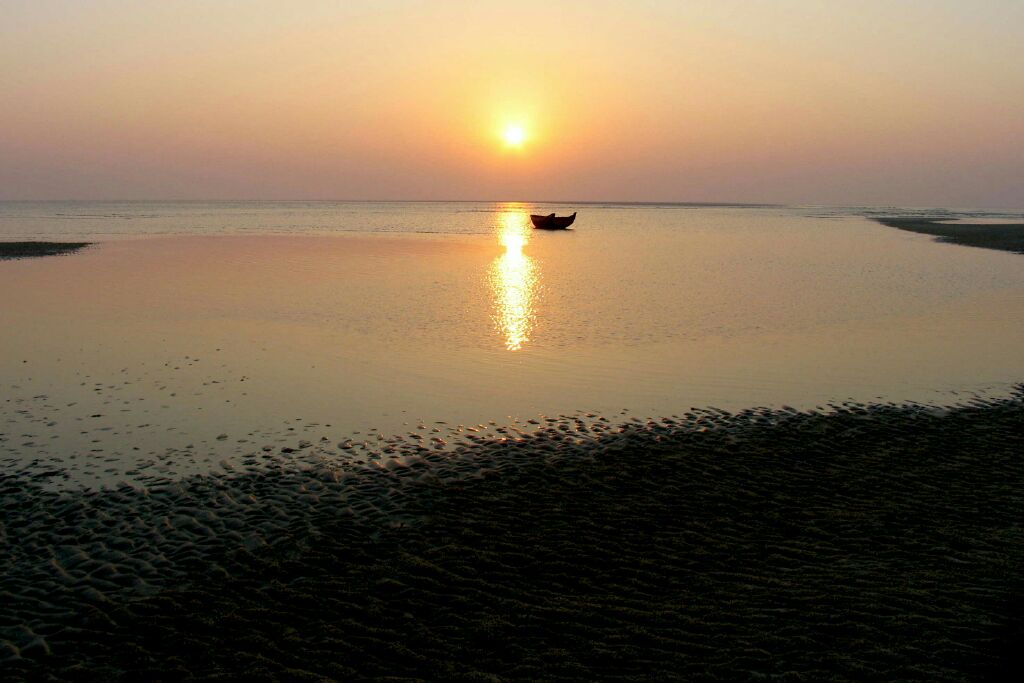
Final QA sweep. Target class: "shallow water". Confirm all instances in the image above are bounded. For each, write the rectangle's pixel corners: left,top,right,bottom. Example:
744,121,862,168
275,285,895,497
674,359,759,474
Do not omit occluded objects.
3,201,1024,486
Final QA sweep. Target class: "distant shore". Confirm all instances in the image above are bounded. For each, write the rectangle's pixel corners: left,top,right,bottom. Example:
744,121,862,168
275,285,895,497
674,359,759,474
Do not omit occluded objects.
3,393,1023,680
0,241,90,260
873,216,1024,254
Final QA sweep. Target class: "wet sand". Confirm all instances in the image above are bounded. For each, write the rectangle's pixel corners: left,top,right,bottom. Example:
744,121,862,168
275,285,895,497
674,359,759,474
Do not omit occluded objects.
0,241,90,260
3,393,1023,680
873,217,1024,254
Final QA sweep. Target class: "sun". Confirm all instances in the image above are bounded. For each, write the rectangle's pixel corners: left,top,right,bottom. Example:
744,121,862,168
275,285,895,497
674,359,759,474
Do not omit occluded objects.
502,124,527,147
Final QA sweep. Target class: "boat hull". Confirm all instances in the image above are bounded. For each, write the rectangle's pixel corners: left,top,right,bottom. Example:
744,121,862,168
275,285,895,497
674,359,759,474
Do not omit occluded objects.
530,212,576,229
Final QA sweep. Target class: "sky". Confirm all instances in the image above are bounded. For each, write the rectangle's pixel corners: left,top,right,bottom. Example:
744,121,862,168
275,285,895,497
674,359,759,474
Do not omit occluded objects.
1,0,1022,207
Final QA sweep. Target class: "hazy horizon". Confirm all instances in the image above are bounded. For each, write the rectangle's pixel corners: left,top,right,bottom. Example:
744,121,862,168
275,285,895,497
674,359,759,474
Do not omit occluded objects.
3,199,1022,214
3,1,1022,208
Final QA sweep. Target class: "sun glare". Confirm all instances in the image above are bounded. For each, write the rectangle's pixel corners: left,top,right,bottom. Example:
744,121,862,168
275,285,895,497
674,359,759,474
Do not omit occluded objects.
502,124,526,147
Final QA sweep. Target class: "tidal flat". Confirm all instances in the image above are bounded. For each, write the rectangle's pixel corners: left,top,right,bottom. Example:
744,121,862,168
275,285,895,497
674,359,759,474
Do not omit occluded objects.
872,216,1024,254
3,394,1023,679
0,242,90,260
2,202,1024,678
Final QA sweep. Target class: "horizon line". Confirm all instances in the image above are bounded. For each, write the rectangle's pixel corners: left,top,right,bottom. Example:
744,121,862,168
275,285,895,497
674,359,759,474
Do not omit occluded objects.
1,198,1022,213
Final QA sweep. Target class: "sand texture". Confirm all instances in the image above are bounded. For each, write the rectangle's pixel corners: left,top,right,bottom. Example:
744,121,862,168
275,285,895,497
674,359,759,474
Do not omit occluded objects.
2,393,1024,680
874,217,1024,254
0,242,91,260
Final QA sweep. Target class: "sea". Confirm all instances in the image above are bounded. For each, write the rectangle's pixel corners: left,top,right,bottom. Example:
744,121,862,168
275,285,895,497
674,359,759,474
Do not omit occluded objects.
2,200,1024,487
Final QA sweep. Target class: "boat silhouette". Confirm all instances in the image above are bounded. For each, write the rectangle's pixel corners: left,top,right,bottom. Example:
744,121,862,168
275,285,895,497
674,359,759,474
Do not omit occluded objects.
530,212,576,230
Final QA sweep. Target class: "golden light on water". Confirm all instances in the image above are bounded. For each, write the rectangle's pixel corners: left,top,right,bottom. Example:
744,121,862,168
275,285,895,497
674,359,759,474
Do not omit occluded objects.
489,208,538,351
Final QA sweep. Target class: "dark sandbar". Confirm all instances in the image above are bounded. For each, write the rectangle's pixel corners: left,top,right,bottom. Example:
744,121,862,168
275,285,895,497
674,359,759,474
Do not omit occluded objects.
0,241,90,260
3,394,1023,680
873,217,1024,254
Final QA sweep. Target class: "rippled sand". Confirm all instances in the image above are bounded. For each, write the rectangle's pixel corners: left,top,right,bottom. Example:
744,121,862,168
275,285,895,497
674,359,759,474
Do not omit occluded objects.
3,393,1022,679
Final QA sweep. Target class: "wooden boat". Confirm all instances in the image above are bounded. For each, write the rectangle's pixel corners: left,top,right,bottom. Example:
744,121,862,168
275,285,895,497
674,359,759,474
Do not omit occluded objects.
530,212,576,230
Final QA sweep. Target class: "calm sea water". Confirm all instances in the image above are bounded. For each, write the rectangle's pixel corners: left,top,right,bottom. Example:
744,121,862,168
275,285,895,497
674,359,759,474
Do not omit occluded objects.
3,201,1024,485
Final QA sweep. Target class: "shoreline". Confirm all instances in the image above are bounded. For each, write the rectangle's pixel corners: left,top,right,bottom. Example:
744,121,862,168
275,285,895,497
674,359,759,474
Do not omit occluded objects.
872,216,1024,254
0,241,91,260
3,392,1023,679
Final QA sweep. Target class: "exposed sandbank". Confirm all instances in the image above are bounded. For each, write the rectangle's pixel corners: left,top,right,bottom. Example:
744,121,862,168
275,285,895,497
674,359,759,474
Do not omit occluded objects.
0,241,90,260
873,216,1024,254
3,393,1023,680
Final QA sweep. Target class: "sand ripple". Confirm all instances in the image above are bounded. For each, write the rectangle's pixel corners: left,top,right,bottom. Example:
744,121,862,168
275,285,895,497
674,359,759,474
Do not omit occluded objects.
3,392,1024,679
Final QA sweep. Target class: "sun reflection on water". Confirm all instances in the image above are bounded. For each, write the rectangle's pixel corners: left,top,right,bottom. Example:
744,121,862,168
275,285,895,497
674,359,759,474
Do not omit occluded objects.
489,208,539,351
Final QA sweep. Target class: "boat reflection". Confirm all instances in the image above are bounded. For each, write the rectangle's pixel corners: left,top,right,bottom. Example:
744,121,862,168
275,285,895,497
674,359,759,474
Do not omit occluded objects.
489,208,539,351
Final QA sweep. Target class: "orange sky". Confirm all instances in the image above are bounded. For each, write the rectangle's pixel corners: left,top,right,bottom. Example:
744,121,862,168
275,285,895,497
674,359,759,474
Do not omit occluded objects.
2,1,1022,207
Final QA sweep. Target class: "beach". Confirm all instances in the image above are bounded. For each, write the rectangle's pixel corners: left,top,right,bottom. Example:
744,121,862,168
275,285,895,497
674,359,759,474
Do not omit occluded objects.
2,202,1024,679
872,217,1024,255
0,242,90,260
3,394,1023,679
